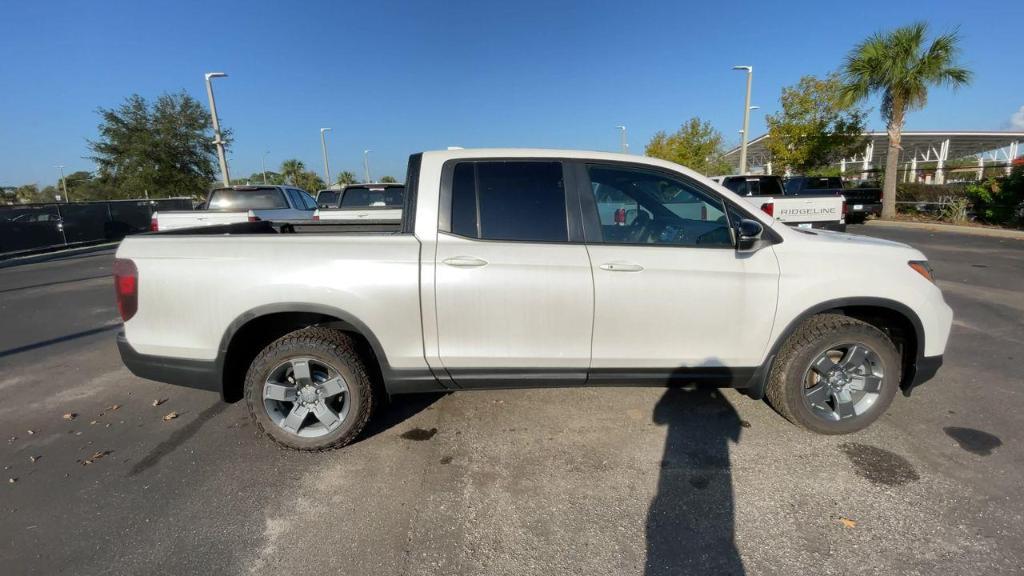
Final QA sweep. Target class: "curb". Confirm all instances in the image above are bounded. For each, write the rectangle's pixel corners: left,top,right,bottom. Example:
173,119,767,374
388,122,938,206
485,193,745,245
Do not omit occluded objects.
862,219,1024,240
0,242,120,269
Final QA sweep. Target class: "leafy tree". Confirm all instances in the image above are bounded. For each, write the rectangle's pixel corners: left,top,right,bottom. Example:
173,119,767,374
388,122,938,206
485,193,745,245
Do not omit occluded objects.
644,117,732,176
88,92,229,199
765,73,867,175
336,171,358,186
379,175,398,183
10,184,47,204
840,22,971,218
292,171,325,193
280,159,306,185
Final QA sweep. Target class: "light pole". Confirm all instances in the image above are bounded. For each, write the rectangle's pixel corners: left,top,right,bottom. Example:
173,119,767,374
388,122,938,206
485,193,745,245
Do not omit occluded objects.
204,72,230,186
261,150,270,184
55,165,69,201
320,128,333,185
732,65,753,174
363,149,372,183
616,125,629,153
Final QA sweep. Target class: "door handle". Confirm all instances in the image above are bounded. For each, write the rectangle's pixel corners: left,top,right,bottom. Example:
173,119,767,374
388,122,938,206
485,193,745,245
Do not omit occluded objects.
599,262,644,272
442,256,488,268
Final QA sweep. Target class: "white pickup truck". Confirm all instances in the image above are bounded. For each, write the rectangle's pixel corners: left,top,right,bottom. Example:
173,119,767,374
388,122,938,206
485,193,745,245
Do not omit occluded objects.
712,175,846,231
313,183,405,224
150,185,317,231
116,149,952,450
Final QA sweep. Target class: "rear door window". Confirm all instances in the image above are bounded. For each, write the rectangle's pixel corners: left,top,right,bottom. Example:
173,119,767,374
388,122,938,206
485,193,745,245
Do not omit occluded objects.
448,161,567,242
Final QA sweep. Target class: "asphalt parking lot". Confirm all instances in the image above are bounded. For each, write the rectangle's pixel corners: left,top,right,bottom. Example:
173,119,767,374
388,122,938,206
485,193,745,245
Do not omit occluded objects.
1,224,1022,575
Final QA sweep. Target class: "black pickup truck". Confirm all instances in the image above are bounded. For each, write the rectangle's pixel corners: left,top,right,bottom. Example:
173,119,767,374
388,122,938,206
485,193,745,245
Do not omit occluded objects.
783,176,882,224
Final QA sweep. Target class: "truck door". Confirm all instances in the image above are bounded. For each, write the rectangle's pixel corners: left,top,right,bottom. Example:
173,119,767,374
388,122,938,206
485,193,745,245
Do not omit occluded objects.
433,160,593,386
580,162,780,383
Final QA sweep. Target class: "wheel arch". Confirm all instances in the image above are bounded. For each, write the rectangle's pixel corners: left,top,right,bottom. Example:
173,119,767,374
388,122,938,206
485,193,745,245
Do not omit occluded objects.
217,303,392,402
745,297,924,399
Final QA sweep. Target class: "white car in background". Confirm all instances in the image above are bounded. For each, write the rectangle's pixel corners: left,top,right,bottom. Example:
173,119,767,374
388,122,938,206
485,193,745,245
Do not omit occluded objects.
150,185,317,231
313,183,404,223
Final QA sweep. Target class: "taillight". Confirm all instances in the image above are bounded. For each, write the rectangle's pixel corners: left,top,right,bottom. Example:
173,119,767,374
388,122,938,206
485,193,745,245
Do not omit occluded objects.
843,202,849,216
113,258,138,321
760,202,774,217
313,213,320,221
149,215,159,232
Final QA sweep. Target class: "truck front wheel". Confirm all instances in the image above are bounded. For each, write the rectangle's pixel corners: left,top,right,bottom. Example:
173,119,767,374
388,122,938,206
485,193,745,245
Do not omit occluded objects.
244,327,375,450
765,314,900,434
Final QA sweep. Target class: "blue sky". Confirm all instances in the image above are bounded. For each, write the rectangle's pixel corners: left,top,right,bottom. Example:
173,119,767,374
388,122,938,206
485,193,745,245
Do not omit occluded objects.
1,0,1021,187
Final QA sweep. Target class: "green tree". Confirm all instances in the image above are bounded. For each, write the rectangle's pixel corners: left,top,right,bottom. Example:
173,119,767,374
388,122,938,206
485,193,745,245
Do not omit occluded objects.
379,175,398,183
336,171,358,186
644,117,732,176
11,184,46,204
840,22,971,218
88,92,229,199
765,73,867,175
280,159,306,185
292,171,326,193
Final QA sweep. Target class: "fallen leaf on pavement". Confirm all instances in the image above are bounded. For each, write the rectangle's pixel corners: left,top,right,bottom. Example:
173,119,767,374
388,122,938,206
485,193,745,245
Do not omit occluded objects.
80,450,111,465
108,404,120,411
26,430,34,435
152,398,168,407
163,412,178,421
839,517,857,528
90,421,97,425
63,413,76,421
8,478,15,484
29,456,39,463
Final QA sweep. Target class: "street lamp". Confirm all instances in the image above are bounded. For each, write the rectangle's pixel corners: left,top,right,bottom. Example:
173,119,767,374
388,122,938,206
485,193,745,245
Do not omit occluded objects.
616,125,629,153
55,165,69,202
261,150,270,185
363,149,372,183
320,128,333,185
204,72,230,186
732,65,753,174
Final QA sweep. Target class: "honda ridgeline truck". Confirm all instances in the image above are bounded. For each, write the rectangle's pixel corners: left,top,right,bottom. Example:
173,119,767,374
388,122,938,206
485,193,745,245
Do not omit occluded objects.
115,149,952,450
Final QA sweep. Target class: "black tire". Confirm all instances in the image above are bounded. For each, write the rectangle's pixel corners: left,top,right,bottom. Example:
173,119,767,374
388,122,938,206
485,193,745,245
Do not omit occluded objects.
244,327,375,450
765,314,900,435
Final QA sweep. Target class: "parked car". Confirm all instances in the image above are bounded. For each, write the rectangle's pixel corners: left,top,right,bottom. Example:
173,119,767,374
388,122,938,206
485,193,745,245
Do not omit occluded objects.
314,188,342,209
784,176,883,223
150,185,317,231
314,183,405,223
713,175,846,231
115,148,952,450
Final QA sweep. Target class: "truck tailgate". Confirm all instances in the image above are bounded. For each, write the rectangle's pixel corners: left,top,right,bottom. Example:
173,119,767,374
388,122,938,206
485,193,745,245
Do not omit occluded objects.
153,211,249,231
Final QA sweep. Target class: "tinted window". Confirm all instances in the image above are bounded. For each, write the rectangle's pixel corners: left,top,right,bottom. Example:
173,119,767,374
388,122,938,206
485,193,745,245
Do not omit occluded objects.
208,188,288,210
450,161,567,242
588,165,732,247
723,176,784,196
340,186,405,208
802,177,843,190
316,191,340,208
298,190,317,210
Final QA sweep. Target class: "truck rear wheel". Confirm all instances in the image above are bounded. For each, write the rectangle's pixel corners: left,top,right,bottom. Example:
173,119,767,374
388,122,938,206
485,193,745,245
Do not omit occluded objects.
244,327,375,450
765,314,899,435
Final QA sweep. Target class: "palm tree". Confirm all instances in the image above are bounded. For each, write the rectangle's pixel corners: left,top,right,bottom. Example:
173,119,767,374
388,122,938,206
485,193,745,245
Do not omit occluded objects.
279,159,306,185
840,22,971,219
336,171,358,186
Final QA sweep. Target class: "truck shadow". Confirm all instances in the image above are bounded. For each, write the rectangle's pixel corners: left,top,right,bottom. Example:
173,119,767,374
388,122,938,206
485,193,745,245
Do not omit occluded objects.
355,392,448,443
645,384,745,575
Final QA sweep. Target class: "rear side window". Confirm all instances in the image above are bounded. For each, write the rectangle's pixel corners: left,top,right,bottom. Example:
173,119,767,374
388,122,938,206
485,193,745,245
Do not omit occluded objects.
316,191,340,208
449,161,567,242
340,186,405,208
208,188,288,210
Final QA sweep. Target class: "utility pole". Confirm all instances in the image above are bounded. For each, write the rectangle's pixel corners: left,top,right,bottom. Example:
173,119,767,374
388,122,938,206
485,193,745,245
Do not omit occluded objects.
732,65,753,174
616,125,629,153
204,72,230,186
55,165,69,201
363,149,372,183
261,150,270,184
320,128,333,185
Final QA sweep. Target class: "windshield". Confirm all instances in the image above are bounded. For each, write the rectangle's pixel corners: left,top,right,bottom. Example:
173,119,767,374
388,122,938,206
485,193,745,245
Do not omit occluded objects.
340,186,405,208
208,188,288,210
316,191,341,208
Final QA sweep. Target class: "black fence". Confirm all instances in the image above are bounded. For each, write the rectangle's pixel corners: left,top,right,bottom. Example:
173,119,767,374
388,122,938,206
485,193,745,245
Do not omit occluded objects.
0,198,193,257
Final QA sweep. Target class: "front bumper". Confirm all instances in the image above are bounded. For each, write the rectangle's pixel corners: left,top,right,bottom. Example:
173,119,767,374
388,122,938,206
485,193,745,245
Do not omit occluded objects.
117,332,221,393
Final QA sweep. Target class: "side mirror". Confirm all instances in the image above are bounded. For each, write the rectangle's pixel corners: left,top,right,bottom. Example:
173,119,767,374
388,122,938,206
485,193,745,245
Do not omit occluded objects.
735,219,764,252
